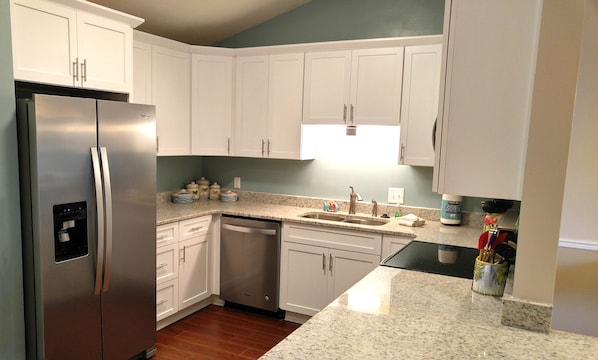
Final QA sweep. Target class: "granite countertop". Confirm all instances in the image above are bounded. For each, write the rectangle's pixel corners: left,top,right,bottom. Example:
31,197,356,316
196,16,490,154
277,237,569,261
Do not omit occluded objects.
260,267,598,359
157,198,482,248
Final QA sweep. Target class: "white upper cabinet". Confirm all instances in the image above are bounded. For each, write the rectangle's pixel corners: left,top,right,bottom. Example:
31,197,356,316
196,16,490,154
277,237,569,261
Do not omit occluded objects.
399,44,442,166
191,54,233,156
151,46,191,156
234,55,270,158
10,0,140,93
234,53,315,160
131,40,152,104
434,0,542,200
303,47,404,126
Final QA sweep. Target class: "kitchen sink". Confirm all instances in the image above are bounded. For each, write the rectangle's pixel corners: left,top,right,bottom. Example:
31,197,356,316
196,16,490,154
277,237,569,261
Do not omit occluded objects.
299,212,389,226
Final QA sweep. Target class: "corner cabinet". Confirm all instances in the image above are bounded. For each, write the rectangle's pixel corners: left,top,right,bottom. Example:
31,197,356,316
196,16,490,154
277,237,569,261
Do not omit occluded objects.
156,215,212,326
280,223,381,316
399,44,442,167
302,47,404,126
10,0,140,93
433,0,542,200
234,53,315,160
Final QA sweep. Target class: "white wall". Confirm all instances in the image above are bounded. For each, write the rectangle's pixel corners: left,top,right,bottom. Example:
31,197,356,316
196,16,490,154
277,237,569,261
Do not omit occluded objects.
552,0,598,337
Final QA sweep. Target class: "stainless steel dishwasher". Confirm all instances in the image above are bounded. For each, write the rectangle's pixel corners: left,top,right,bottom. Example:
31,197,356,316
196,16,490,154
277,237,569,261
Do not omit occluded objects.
220,216,281,313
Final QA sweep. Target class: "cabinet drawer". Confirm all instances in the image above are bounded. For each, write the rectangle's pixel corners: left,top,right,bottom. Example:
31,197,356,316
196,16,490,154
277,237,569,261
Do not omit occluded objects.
156,243,178,284
283,223,382,255
156,279,178,321
157,222,178,247
180,215,212,241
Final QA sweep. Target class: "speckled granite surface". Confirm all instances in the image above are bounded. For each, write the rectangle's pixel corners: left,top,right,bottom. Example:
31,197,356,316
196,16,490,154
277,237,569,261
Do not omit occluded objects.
157,191,483,248
260,267,598,359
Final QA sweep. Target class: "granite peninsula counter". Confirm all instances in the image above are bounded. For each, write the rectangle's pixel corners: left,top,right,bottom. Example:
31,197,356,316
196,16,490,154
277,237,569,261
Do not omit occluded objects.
260,267,598,359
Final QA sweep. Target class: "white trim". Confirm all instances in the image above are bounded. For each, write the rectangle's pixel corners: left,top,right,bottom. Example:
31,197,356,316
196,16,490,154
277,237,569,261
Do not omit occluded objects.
559,238,598,251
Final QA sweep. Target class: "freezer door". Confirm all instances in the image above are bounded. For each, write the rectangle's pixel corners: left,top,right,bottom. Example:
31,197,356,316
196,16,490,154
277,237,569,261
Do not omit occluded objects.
97,100,157,359
19,94,103,359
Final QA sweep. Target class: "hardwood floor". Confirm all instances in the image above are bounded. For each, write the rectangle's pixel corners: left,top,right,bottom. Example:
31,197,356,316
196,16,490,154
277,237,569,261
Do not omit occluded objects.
153,305,302,360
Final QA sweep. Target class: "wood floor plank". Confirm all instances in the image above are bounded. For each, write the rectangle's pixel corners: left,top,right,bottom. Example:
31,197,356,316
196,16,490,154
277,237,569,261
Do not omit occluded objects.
153,305,301,360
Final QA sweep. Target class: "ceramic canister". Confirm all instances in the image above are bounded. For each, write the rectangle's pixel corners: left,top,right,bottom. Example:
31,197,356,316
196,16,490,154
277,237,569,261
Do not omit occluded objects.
209,182,221,200
197,177,210,199
186,181,199,200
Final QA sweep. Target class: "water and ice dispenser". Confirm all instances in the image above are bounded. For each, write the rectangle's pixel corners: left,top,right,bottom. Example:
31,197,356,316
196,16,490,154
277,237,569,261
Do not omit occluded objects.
53,201,88,262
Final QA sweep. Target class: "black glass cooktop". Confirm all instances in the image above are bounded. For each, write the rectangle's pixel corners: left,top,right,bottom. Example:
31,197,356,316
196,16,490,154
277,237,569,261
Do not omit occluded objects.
381,240,479,279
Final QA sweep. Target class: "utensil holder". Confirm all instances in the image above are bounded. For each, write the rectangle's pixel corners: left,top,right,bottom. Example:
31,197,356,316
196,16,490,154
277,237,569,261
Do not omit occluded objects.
472,256,509,296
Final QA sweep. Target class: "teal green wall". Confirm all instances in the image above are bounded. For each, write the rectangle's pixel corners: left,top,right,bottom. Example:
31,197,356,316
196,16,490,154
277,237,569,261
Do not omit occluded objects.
0,0,25,357
159,0,488,213
216,0,445,47
157,156,204,191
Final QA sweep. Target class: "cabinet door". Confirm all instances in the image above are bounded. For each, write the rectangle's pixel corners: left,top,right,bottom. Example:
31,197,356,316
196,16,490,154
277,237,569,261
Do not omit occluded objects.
156,279,178,321
434,0,541,200
350,47,404,126
132,41,152,104
328,249,379,301
191,54,233,156
179,215,211,241
156,243,178,284
10,0,77,86
178,235,210,310
302,50,351,124
267,53,307,159
152,46,191,156
280,242,328,316
399,44,442,166
234,56,269,157
76,11,132,93
156,222,178,248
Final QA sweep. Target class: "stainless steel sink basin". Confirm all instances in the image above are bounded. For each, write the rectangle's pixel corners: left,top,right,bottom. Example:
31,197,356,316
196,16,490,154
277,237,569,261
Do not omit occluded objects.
299,212,389,226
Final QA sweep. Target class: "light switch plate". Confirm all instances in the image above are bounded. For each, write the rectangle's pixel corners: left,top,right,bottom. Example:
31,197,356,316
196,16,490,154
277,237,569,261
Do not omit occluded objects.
388,188,404,204
233,177,241,189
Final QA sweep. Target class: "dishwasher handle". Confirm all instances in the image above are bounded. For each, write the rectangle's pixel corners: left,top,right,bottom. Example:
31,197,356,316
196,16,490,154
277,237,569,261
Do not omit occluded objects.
222,223,278,236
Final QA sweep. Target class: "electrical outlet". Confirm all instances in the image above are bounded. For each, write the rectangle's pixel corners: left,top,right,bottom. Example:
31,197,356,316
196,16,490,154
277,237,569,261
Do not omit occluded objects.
233,177,241,189
388,188,404,204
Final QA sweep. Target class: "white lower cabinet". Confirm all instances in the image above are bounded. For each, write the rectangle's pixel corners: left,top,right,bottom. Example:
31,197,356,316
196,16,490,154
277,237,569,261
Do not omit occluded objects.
155,215,212,323
381,234,413,260
280,223,381,316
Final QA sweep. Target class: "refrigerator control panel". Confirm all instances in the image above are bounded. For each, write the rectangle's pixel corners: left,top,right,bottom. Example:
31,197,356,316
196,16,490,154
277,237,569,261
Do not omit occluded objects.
53,201,88,262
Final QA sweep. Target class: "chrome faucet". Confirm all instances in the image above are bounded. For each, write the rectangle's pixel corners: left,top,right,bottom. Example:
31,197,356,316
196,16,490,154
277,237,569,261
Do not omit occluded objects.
349,186,360,214
371,200,378,217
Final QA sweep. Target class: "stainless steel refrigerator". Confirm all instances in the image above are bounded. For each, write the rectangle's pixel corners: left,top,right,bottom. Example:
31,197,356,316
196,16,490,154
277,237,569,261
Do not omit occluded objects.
17,94,157,359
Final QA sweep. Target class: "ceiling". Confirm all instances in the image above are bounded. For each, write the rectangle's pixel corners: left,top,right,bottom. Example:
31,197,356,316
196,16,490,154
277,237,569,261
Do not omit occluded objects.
88,0,312,45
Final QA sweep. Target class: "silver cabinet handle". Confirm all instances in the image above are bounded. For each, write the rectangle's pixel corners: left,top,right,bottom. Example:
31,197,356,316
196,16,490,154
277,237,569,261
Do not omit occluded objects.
343,104,347,123
91,147,104,296
157,235,169,241
81,58,87,82
261,139,265,156
190,226,202,232
222,223,277,236
157,263,167,269
73,58,79,83
350,104,354,124
157,299,167,306
400,144,405,163
156,136,159,153
100,147,112,293
267,139,271,156
329,253,333,272
227,137,231,154
180,246,186,262
322,253,326,271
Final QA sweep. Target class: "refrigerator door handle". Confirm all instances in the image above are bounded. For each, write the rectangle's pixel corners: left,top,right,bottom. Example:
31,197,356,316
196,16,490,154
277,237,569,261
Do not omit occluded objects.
91,147,105,295
99,147,113,292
